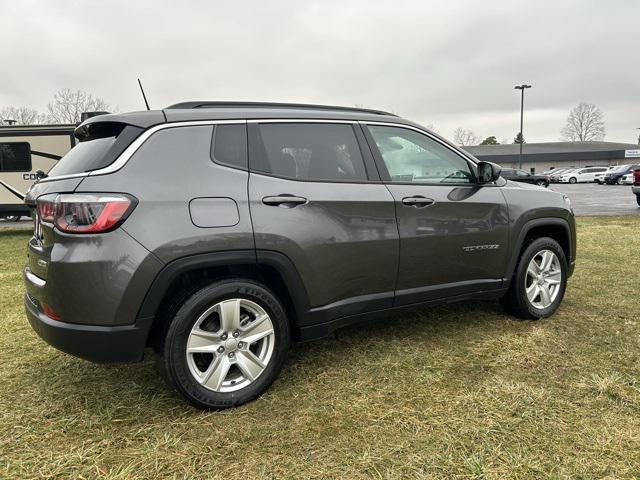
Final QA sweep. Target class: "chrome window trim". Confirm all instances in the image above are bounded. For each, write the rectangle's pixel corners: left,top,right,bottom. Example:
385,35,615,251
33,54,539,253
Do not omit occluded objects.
39,120,246,182
39,117,472,183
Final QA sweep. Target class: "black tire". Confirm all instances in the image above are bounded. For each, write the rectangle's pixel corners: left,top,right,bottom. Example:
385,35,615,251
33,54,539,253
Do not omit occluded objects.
536,180,546,187
160,279,290,409
3,215,20,222
500,237,568,320
616,177,623,185
569,177,577,184
636,194,640,207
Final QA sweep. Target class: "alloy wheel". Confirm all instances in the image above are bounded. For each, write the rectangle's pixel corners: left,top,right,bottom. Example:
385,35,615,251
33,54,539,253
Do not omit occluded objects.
525,250,562,310
185,298,275,393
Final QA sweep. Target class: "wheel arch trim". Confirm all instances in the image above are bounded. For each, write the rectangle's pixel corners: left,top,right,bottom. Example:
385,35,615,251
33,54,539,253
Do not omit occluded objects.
136,249,311,326
505,217,575,282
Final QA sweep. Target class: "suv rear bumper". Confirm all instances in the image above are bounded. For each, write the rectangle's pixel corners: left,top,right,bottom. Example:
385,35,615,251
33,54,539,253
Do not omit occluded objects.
24,291,148,363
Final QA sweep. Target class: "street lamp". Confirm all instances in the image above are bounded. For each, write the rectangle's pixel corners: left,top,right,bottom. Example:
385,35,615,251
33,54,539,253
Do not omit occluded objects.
636,127,640,145
514,84,531,169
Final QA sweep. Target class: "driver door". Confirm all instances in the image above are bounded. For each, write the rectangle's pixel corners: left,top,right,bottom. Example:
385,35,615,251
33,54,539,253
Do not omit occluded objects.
362,124,510,305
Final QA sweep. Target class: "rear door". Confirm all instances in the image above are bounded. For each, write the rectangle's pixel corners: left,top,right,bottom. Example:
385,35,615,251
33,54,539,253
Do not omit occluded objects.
362,123,509,305
247,121,398,320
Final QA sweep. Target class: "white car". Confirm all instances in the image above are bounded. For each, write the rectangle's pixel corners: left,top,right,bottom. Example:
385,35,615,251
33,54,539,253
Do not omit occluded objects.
594,166,618,184
558,166,608,184
621,173,634,185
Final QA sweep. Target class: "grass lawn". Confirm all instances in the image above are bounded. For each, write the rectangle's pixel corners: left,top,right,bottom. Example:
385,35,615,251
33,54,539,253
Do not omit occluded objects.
1,217,639,479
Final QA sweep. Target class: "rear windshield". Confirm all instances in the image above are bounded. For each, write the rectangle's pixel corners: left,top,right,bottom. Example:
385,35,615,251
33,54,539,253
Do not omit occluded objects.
47,122,142,177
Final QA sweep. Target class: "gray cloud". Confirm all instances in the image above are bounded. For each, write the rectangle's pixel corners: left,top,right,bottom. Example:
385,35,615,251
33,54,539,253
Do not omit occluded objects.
2,0,638,143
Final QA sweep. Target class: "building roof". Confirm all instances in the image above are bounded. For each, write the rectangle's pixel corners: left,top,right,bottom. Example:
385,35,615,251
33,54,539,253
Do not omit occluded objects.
463,141,640,164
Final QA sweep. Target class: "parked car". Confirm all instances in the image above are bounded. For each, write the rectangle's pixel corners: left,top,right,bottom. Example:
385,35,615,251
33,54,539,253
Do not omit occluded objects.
594,166,618,184
557,166,608,184
23,102,576,409
549,168,575,183
604,164,640,185
632,168,640,206
621,173,634,185
500,168,550,187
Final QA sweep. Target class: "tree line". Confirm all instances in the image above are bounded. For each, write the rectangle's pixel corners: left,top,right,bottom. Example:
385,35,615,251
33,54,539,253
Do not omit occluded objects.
452,102,607,146
2,94,609,146
1,88,112,125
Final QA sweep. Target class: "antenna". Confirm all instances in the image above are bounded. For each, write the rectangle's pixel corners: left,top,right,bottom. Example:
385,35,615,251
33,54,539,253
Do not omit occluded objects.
137,78,150,110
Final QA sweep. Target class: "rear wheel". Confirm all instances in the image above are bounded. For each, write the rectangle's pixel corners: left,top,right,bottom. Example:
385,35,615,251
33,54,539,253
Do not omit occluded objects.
501,237,567,320
636,194,640,207
2,215,21,222
616,177,623,185
536,179,547,187
160,279,290,409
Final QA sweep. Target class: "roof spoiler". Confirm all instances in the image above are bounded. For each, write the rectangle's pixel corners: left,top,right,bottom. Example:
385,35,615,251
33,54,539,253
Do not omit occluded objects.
79,111,110,123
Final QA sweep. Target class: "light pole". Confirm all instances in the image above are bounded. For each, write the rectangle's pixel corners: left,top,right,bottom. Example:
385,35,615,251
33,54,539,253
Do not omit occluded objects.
636,127,640,145
514,84,531,170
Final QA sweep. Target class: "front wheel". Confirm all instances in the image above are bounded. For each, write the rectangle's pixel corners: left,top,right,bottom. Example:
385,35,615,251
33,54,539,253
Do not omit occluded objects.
636,194,640,207
2,215,21,222
616,177,623,185
160,279,290,409
569,177,577,184
501,237,568,320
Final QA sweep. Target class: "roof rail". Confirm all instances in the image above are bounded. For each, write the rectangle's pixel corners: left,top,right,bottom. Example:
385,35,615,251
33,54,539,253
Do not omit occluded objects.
165,101,396,116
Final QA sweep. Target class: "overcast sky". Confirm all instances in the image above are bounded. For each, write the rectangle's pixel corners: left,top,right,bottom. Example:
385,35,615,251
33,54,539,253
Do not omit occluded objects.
2,0,639,143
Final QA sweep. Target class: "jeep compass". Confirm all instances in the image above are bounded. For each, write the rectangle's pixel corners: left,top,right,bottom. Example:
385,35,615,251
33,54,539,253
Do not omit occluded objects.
23,102,576,409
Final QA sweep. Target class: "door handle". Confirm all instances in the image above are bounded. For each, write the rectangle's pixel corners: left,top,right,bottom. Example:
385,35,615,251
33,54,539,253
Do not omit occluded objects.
262,195,308,207
401,196,435,207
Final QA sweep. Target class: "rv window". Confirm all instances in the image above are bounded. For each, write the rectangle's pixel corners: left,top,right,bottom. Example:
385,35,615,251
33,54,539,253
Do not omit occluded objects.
0,142,31,172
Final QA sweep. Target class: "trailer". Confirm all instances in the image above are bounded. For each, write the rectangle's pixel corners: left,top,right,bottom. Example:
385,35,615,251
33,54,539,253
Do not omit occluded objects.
0,124,75,221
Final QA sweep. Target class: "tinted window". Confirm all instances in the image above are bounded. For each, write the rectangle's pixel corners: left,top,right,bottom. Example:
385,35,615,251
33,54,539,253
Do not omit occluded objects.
211,124,247,169
0,142,31,171
254,123,367,182
367,125,473,183
48,123,142,177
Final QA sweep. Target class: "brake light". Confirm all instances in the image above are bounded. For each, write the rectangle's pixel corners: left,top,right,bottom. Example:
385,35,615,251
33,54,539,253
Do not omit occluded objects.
634,169,640,186
36,193,136,234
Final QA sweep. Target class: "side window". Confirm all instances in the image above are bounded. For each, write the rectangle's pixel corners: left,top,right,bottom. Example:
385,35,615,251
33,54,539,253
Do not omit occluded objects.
366,125,473,184
211,124,247,169
0,142,31,172
252,123,367,182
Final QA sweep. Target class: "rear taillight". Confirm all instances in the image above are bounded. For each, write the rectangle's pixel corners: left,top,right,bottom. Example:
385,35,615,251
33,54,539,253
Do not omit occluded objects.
634,169,640,186
36,198,57,223
36,193,136,234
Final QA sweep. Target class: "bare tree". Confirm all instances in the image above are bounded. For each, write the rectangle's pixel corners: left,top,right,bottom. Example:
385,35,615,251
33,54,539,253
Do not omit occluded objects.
560,102,606,141
453,127,481,146
0,106,47,125
46,88,111,123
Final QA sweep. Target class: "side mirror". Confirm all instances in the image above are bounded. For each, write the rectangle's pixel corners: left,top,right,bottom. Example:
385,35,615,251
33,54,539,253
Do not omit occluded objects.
477,161,501,184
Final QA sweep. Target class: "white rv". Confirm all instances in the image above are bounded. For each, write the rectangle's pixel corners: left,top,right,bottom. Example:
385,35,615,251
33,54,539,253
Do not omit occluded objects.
0,124,75,221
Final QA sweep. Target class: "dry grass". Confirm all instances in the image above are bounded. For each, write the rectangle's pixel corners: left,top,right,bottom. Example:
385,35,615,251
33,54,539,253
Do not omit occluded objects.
0,217,639,479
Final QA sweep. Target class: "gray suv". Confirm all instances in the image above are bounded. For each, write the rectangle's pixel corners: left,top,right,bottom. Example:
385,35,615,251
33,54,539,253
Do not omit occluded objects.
23,102,576,409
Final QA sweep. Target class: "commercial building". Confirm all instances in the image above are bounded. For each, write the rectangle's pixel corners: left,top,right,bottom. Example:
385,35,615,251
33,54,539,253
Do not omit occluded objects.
463,141,640,173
